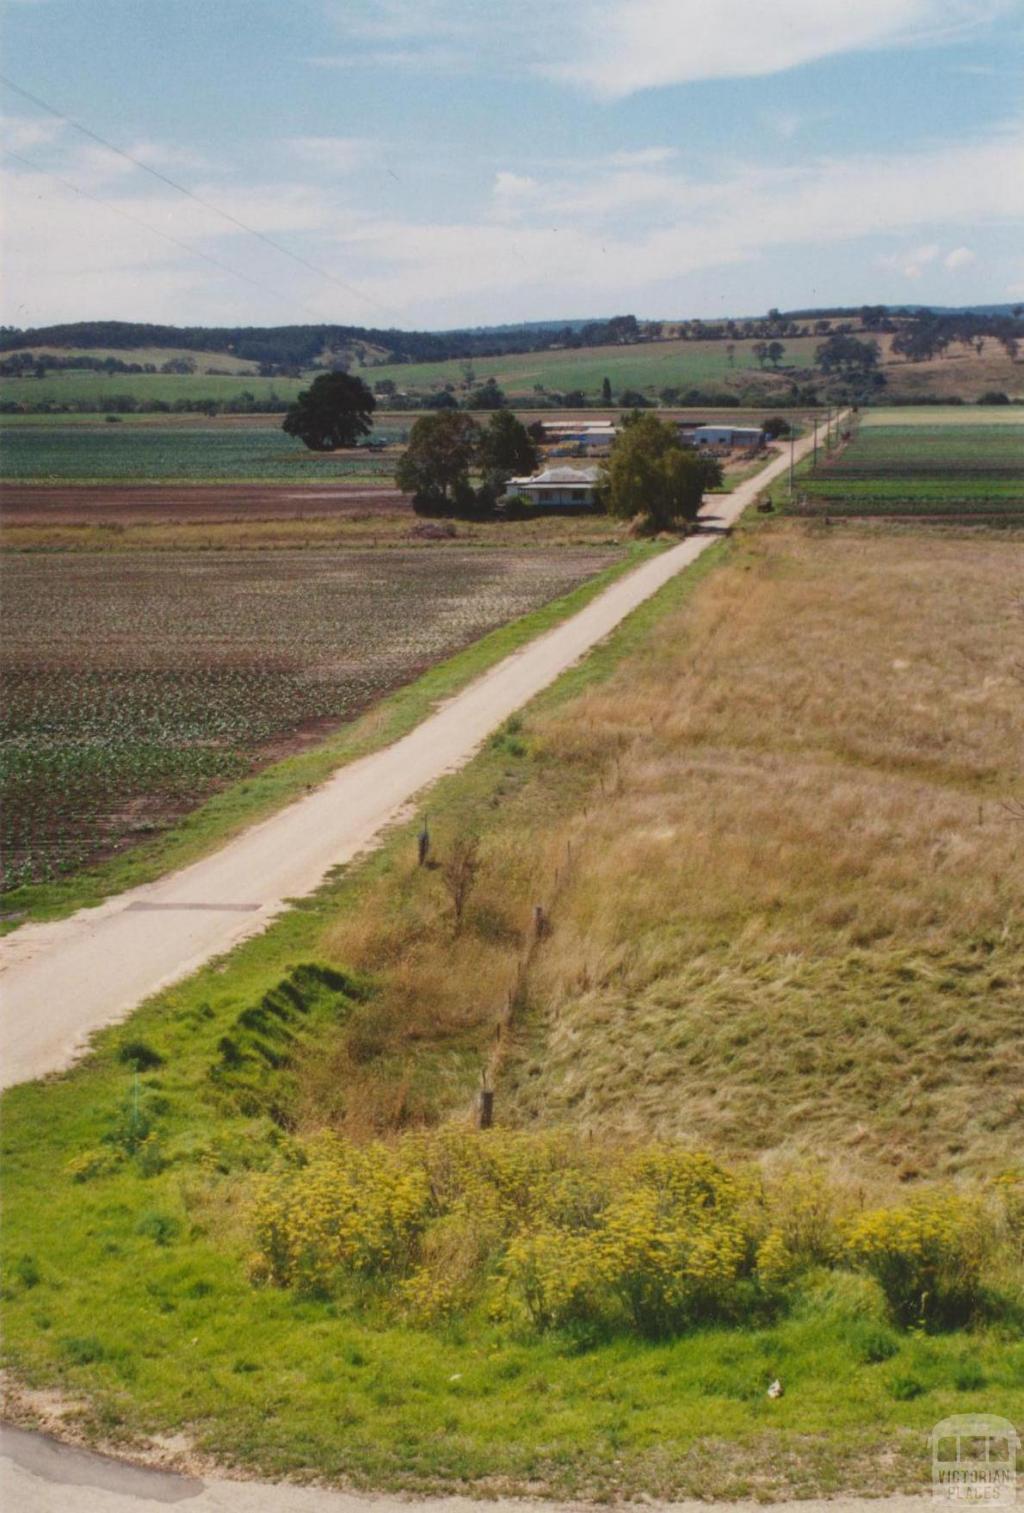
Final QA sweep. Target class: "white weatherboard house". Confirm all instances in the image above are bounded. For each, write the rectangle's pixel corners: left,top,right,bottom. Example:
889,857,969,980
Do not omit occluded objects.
507,464,601,506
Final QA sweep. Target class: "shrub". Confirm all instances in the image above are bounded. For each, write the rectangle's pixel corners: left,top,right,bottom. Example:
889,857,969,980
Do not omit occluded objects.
118,1040,164,1071
842,1194,989,1328
247,1131,1002,1341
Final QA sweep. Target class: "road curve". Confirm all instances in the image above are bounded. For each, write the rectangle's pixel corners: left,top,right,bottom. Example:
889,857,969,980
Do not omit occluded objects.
0,424,826,1089
0,1424,929,1513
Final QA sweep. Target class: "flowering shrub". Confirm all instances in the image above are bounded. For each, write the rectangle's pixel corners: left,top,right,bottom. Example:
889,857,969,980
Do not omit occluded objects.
842,1194,988,1327
249,1131,999,1338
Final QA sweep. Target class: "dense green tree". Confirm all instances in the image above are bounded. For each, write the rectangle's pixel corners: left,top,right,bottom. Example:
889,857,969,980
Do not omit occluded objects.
599,413,709,530
282,372,375,451
477,409,539,493
465,378,507,409
396,411,481,508
601,376,613,404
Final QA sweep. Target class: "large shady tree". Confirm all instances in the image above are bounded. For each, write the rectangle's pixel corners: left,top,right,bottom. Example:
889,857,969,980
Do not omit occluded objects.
396,411,481,509
600,413,716,531
282,372,376,451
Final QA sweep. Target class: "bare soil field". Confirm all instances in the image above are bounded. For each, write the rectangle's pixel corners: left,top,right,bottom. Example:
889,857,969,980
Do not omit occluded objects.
0,482,405,525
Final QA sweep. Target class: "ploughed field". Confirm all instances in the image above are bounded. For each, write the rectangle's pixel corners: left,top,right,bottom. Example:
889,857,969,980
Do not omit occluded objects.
0,548,611,891
789,408,1024,523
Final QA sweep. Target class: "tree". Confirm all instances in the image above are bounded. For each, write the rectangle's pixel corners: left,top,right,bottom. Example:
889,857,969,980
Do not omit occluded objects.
766,341,786,369
466,378,507,409
599,413,709,530
477,409,539,493
752,341,769,369
282,372,375,451
815,333,881,376
396,411,480,509
762,414,791,439
601,376,613,404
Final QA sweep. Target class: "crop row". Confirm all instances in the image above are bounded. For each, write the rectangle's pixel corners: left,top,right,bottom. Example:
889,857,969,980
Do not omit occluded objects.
813,425,1024,482
0,548,611,891
0,425,406,483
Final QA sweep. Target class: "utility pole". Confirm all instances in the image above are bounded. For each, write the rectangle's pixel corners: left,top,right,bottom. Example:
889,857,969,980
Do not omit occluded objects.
812,411,818,468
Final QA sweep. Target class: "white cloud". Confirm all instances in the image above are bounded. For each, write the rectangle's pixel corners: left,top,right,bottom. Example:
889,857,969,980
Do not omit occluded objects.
546,0,1010,97
3,116,1020,326
877,243,942,279
325,0,1012,99
944,245,976,271
606,146,678,167
0,113,65,152
287,136,374,172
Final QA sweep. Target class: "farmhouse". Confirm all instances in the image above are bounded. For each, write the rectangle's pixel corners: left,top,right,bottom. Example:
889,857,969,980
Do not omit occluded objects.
507,464,601,506
685,424,765,448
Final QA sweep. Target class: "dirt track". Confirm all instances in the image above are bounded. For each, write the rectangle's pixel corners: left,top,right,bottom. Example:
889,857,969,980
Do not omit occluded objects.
0,425,830,1090
0,483,405,524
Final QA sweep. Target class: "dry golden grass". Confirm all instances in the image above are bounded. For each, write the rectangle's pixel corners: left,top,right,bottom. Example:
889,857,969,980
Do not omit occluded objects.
307,521,1024,1178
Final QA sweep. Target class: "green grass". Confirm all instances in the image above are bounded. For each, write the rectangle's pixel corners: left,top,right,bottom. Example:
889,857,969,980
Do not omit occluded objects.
3,531,1022,1496
0,545,648,926
355,336,821,398
0,424,405,483
0,371,306,409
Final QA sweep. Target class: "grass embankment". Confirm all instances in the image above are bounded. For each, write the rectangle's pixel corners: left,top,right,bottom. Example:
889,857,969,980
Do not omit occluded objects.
3,520,1023,1495
0,545,647,927
2,511,630,555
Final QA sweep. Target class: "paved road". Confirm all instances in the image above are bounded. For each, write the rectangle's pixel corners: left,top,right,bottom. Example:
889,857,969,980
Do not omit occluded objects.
0,425,826,1090
1,1425,930,1513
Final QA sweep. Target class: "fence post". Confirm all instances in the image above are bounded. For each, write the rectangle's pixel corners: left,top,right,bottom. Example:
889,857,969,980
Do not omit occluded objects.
478,1087,494,1129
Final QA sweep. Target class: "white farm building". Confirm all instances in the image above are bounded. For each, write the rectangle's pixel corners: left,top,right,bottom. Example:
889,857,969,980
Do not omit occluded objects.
506,464,601,506
681,424,765,448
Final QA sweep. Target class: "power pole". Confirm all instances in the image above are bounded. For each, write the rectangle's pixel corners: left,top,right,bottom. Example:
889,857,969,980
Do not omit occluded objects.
812,411,818,468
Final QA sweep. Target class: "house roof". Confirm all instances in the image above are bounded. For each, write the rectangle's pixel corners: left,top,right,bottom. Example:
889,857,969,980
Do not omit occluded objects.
509,465,602,486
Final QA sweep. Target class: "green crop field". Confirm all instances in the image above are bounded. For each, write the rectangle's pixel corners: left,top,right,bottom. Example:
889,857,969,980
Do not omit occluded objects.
785,410,1024,522
0,370,306,410
0,547,614,892
355,334,823,397
0,423,405,482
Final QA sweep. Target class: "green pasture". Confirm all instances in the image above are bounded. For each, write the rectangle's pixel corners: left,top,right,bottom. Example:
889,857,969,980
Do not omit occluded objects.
0,371,306,410
861,405,1023,427
354,335,822,396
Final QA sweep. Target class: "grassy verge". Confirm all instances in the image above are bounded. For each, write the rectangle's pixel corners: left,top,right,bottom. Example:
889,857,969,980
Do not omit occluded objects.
0,544,649,928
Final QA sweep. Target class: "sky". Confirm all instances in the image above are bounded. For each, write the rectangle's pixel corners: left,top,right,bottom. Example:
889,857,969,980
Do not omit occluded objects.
1,0,1023,331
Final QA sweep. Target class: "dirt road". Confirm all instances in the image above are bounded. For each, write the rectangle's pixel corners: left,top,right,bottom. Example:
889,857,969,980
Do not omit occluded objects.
1,1425,930,1513
0,426,824,1089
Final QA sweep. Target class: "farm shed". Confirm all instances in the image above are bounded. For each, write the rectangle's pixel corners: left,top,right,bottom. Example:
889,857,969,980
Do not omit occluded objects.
539,420,616,450
689,425,765,448
507,464,602,506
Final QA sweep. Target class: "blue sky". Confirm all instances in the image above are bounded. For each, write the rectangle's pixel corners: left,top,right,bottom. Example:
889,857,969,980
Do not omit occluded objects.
1,0,1022,329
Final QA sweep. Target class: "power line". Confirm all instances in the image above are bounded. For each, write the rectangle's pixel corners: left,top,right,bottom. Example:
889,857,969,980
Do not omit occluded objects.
0,73,394,320
1,147,333,322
